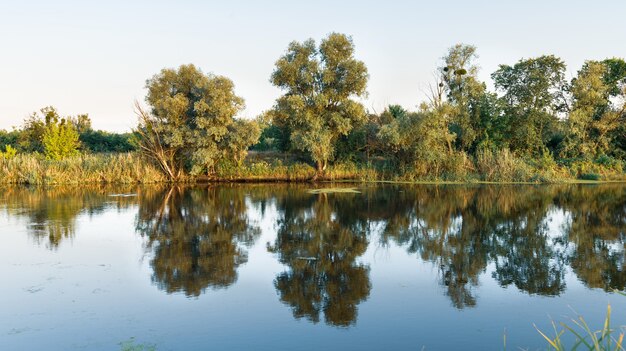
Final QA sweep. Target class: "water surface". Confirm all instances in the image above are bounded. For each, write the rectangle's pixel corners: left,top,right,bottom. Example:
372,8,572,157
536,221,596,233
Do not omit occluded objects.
1,184,625,350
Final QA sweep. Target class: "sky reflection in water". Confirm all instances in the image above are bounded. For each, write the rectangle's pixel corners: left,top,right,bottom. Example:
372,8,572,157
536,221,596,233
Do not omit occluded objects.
0,184,625,350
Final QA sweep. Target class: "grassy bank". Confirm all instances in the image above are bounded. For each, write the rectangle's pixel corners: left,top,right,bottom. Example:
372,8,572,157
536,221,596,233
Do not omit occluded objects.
0,153,165,185
1,151,625,185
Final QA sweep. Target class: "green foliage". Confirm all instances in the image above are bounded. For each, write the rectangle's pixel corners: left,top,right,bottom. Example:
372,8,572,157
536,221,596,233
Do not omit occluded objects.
224,119,262,166
270,33,369,172
42,112,80,160
562,60,625,159
0,145,17,159
475,148,532,182
0,153,165,185
139,64,258,179
536,304,624,351
0,129,20,150
19,108,49,152
3,43,625,184
492,55,568,156
79,130,136,152
377,102,460,179
252,123,290,151
440,44,487,152
579,173,601,181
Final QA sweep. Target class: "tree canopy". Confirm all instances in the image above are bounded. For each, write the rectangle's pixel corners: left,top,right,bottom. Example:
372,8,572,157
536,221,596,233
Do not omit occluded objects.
269,33,369,174
138,64,260,179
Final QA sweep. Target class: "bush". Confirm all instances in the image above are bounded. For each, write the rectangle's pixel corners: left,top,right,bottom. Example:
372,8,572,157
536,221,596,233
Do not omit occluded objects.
43,119,80,160
579,173,601,181
475,148,532,182
0,145,17,159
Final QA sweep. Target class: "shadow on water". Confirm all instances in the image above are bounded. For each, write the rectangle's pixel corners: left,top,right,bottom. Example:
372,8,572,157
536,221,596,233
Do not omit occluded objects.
2,183,626,325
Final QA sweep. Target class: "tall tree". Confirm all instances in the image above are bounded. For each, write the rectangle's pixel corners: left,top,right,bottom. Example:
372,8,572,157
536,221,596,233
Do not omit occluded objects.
139,64,258,179
562,59,626,159
270,33,369,174
440,44,486,152
491,55,568,156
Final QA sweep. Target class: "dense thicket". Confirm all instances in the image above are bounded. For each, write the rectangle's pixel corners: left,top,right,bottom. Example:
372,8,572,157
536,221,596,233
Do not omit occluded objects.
260,40,626,181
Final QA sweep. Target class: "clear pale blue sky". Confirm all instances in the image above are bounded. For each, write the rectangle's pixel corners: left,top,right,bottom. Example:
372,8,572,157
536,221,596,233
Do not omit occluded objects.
1,0,625,132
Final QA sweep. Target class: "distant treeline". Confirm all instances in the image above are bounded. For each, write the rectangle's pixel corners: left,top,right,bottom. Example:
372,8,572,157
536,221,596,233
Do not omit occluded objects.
1,33,625,183
0,107,135,155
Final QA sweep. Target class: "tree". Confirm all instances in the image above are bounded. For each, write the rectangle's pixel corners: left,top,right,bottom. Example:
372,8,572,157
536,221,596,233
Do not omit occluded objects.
139,64,258,179
224,119,261,166
561,60,626,159
19,108,49,152
377,101,456,177
491,55,568,156
440,44,487,152
41,108,80,160
270,33,369,174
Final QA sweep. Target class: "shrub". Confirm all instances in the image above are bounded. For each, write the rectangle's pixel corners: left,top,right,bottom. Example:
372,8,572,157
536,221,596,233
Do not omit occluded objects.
579,173,601,181
43,118,80,160
0,145,17,159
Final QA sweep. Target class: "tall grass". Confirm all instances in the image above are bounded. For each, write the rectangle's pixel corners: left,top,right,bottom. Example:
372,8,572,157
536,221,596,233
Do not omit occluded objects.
1,151,624,185
475,148,533,182
536,304,624,351
0,153,165,185
214,159,380,182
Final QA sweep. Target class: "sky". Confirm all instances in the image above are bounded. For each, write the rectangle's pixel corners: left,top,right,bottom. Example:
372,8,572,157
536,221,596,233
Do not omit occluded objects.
1,0,625,132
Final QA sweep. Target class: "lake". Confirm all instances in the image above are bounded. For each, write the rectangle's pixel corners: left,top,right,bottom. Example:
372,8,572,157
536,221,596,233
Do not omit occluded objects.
1,183,625,350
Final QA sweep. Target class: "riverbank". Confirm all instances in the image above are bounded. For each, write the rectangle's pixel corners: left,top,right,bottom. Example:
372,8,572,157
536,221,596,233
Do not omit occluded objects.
1,152,625,185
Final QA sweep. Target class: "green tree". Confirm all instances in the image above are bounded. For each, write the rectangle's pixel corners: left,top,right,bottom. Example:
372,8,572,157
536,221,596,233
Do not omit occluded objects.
70,114,92,134
41,108,80,160
440,44,487,152
377,102,456,177
491,55,568,156
19,108,49,152
270,33,369,174
139,64,258,179
561,59,626,159
224,119,261,166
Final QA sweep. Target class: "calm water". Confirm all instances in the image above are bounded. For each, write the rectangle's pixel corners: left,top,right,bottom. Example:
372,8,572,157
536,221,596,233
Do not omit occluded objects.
1,184,625,350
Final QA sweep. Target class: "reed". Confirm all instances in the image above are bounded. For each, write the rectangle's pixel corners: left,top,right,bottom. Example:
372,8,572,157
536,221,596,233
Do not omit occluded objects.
535,304,624,351
0,153,165,185
0,151,624,185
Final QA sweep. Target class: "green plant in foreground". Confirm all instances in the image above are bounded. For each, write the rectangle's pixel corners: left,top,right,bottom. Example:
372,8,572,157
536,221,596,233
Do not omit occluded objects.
535,304,624,350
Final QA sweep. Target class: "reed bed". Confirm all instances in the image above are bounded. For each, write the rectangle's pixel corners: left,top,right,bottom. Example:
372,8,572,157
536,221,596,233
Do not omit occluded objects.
0,153,165,185
0,152,624,185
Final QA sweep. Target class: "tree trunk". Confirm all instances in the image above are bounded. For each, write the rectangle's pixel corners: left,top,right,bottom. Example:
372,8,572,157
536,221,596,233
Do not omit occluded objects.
312,159,327,182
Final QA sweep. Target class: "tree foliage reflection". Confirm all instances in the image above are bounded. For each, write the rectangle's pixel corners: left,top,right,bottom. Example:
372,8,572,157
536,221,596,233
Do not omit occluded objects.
136,185,260,297
268,191,371,326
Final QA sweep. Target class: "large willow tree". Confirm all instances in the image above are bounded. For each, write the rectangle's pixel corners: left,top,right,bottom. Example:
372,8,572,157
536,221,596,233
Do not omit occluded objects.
137,64,259,179
269,33,369,175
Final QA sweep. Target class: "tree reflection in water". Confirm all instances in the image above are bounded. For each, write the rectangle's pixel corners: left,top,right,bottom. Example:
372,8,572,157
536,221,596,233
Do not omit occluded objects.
0,185,136,249
1,183,624,320
268,190,371,327
136,185,260,297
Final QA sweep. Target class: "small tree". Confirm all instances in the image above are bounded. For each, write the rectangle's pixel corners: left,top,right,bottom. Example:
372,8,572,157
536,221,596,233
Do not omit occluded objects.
42,112,80,160
224,119,261,166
